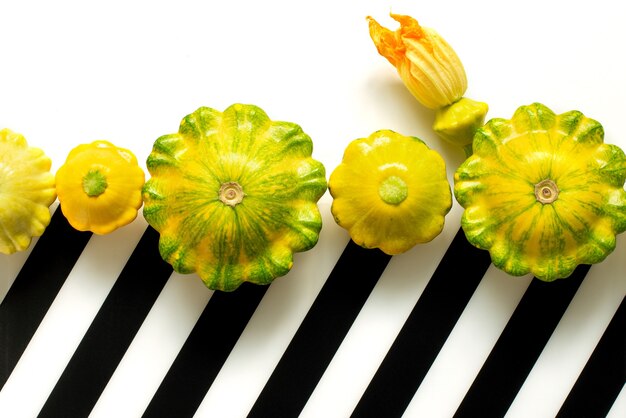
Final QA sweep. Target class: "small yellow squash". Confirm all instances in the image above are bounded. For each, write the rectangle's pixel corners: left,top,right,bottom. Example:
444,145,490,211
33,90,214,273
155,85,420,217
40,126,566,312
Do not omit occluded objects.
329,130,452,255
0,129,56,253
454,103,626,280
55,140,145,235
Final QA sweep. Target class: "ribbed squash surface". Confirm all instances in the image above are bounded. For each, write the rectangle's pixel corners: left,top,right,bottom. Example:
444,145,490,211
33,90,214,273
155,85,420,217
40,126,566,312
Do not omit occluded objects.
329,129,452,255
0,129,56,254
143,104,327,291
454,103,626,280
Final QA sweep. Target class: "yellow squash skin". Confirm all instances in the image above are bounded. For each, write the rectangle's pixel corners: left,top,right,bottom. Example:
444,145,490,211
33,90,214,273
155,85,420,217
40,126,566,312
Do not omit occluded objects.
142,104,327,292
329,130,452,255
55,140,145,235
0,129,56,253
455,103,626,281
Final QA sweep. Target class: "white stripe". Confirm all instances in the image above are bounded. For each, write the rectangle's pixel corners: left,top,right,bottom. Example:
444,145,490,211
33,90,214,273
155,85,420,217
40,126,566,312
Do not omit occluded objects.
506,236,626,418
194,202,349,418
299,217,460,418
403,266,532,418
607,383,626,418
88,272,211,418
0,217,145,418
0,237,39,303
0,204,57,304
0,239,37,303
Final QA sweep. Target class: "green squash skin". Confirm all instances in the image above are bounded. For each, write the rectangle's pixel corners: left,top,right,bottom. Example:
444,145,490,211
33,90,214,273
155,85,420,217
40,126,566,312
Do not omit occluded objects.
455,103,626,281
143,104,327,291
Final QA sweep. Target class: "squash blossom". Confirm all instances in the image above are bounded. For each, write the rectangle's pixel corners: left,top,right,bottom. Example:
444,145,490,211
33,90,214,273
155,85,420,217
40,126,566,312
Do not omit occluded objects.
367,13,488,154
0,129,56,254
454,103,626,281
55,140,145,235
329,129,452,255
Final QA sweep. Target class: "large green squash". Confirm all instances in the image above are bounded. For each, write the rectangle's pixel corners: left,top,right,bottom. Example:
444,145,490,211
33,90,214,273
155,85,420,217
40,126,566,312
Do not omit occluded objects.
143,104,327,291
454,103,626,281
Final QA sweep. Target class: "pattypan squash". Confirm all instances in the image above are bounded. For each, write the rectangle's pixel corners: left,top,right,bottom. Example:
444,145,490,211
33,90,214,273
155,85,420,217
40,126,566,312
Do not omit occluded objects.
0,129,56,254
55,140,145,235
142,104,327,292
454,103,626,281
329,130,452,255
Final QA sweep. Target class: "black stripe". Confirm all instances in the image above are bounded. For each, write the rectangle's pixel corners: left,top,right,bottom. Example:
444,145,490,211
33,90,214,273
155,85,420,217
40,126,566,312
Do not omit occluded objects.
37,226,172,418
0,209,92,390
351,228,491,418
453,264,590,418
556,295,626,418
247,240,392,417
142,282,268,418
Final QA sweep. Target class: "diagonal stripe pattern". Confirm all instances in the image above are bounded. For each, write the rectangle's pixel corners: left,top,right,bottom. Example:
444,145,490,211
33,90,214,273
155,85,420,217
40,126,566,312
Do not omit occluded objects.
143,282,268,418
453,265,589,417
37,227,172,418
556,295,626,418
351,228,491,417
0,209,92,390
248,240,392,417
0,225,623,417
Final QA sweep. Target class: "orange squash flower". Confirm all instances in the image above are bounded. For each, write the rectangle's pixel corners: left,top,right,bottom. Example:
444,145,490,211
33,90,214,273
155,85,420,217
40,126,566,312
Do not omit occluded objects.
368,13,488,154
367,13,467,109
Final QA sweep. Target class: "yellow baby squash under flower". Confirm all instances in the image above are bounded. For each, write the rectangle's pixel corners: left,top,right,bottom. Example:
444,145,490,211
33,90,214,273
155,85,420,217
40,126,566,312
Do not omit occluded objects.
55,140,145,235
454,103,626,281
142,104,327,292
0,129,56,254
367,13,488,153
329,130,452,255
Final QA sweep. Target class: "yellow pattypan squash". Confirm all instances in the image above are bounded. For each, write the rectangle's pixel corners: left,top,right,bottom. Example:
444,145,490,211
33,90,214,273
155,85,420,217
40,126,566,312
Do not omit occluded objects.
55,140,145,235
0,129,56,254
142,104,327,292
455,103,626,281
329,130,452,255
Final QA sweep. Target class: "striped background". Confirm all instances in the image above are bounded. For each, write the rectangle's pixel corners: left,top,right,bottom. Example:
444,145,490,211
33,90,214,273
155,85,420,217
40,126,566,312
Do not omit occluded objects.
1,202,624,417
1,0,625,416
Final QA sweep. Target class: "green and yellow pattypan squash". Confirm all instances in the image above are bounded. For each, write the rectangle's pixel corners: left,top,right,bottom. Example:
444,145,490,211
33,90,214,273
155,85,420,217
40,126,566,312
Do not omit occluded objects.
329,130,452,255
455,103,626,281
0,128,56,254
143,104,327,291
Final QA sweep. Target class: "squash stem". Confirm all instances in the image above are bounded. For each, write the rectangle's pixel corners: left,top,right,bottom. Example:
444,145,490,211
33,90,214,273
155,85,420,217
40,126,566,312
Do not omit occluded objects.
82,169,108,197
378,176,408,205
219,181,244,207
534,179,559,204
432,97,488,153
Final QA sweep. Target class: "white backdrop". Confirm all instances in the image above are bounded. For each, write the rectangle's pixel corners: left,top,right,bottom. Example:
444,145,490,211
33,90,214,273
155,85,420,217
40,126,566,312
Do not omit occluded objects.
1,0,625,417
